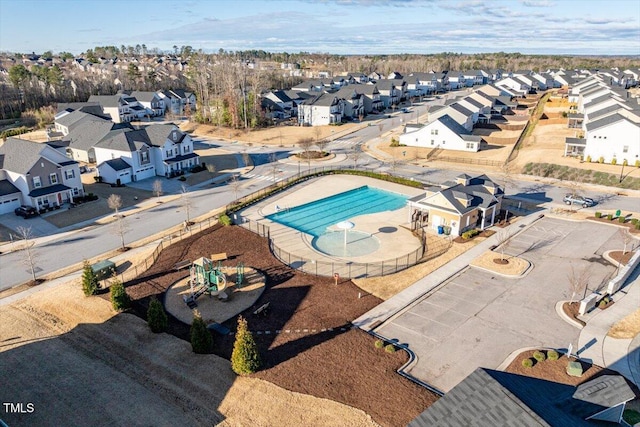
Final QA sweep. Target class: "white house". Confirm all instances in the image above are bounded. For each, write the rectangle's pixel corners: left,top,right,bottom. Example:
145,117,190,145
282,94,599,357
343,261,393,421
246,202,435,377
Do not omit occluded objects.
399,114,483,152
427,104,474,132
582,114,640,165
129,91,165,117
0,137,84,212
88,94,149,123
297,93,344,126
145,124,199,177
446,71,467,90
495,77,531,96
333,86,365,120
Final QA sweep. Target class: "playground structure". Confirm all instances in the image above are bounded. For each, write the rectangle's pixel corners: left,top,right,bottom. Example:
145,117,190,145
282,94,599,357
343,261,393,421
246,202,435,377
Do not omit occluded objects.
183,257,227,309
182,256,247,309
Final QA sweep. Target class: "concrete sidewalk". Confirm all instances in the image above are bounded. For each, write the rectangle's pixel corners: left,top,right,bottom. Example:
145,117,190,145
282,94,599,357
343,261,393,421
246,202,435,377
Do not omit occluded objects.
353,210,546,331
577,275,640,387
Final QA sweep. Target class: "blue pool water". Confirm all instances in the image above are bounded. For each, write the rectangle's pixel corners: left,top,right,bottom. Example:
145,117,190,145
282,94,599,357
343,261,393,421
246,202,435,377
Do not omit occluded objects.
266,186,408,237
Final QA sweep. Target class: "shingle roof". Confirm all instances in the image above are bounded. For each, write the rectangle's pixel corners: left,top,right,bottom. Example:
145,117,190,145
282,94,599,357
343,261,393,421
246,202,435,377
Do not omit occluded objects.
28,183,71,198
129,91,159,103
103,158,131,171
449,102,474,117
419,174,501,214
94,129,151,152
0,137,51,174
585,113,633,132
304,93,339,107
409,369,635,427
144,124,186,146
88,94,124,109
66,119,123,152
0,179,20,196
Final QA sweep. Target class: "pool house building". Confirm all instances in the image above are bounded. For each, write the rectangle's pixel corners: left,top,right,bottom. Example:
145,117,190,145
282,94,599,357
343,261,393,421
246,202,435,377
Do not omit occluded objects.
408,174,503,236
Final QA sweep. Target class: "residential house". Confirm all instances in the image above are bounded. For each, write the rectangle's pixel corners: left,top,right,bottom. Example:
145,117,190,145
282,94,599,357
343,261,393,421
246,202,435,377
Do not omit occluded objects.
368,71,383,81
65,119,133,163
262,90,295,118
94,125,198,184
88,94,149,123
446,71,467,89
531,72,555,90
333,86,365,120
345,72,369,84
358,85,384,114
291,80,327,92
457,96,491,123
427,103,474,131
407,174,503,237
462,70,489,86
409,369,635,427
372,79,402,108
580,114,640,164
128,91,165,117
399,114,483,152
495,76,531,96
158,89,196,115
0,137,84,212
297,93,344,126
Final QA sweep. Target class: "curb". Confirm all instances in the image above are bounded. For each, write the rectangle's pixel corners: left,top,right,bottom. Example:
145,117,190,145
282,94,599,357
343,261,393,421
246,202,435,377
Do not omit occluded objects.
555,300,585,330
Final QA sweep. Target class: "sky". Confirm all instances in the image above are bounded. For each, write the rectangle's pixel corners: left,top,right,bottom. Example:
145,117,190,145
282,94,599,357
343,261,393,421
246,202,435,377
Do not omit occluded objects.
0,0,639,55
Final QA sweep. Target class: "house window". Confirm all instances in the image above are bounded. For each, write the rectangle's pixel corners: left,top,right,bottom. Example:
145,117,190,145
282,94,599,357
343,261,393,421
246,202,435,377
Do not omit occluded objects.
33,176,42,188
140,151,149,163
64,169,75,179
431,129,438,135
466,142,475,149
431,139,435,145
73,187,79,195
623,145,629,153
49,173,58,184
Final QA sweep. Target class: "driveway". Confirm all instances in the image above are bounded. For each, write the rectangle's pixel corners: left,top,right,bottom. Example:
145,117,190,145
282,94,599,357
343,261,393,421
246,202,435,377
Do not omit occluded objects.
375,217,621,392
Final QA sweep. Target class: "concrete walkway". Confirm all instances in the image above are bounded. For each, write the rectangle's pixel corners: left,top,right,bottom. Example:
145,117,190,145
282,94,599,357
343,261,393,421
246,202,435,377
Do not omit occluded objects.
353,210,545,331
577,274,640,387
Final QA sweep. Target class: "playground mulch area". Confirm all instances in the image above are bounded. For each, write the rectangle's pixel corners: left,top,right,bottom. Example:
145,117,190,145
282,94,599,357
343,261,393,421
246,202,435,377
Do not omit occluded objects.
122,224,438,427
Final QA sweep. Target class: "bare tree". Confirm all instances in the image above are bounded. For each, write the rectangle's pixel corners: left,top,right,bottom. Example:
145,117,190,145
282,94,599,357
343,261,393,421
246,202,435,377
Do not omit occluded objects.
499,162,517,195
298,137,314,169
269,153,280,182
618,228,633,255
313,127,322,144
495,229,513,261
107,194,122,216
16,226,38,282
113,215,130,251
152,179,163,198
180,184,193,224
242,151,251,168
350,148,362,169
228,175,243,201
565,180,584,212
316,139,330,156
378,122,384,134
567,264,590,304
205,163,217,173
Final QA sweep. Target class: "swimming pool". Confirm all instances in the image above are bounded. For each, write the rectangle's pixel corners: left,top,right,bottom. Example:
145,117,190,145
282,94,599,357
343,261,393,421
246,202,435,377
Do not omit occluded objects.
266,186,408,237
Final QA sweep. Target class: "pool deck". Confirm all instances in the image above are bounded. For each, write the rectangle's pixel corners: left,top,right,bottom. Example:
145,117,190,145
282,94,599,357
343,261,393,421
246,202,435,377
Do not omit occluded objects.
237,175,425,269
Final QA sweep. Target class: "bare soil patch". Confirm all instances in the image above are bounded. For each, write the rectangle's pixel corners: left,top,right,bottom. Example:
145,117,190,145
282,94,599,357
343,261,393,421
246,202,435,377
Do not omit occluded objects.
123,224,438,426
608,308,640,339
609,250,636,265
470,250,530,276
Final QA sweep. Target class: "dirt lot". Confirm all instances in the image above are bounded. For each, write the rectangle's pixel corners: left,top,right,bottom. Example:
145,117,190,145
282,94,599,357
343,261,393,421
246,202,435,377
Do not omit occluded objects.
0,280,379,427
122,224,438,426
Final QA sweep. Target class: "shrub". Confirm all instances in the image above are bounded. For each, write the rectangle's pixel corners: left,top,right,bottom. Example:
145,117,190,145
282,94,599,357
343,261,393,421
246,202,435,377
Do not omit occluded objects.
147,297,168,333
231,316,261,374
598,157,605,164
585,155,592,163
109,278,131,311
384,344,396,353
390,137,399,147
462,229,479,240
547,350,559,361
598,300,607,309
81,260,99,296
607,214,613,221
522,358,534,368
190,314,213,354
595,212,602,218
533,351,546,362
178,176,186,181
636,160,640,168
636,223,640,230
219,213,232,226
619,216,626,223
374,339,384,349
611,158,617,165
623,159,628,166
631,218,638,225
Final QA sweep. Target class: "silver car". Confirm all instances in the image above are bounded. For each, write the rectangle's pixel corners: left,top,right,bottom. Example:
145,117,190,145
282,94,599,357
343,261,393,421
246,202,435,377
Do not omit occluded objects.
563,194,595,208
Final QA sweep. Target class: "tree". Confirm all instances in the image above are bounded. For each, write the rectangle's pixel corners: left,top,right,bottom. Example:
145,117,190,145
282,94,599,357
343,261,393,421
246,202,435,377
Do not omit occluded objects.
16,226,38,283
81,260,99,296
350,148,362,169
499,162,516,195
228,175,242,201
567,264,589,304
180,184,193,224
316,139,330,156
107,193,122,216
190,312,213,354
147,297,168,333
8,64,30,90
618,228,633,255
269,152,280,182
127,63,141,81
109,277,131,311
298,137,314,169
495,229,513,261
378,122,384,134
113,214,130,251
231,316,261,375
313,126,322,144
152,179,163,198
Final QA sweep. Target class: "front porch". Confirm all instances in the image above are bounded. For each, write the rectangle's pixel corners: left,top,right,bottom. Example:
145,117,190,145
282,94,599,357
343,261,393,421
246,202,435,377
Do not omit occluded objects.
564,137,586,157
164,153,200,177
29,184,75,213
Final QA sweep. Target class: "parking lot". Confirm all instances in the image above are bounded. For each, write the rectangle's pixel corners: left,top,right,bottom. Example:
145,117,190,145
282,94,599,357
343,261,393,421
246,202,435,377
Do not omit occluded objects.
376,217,623,392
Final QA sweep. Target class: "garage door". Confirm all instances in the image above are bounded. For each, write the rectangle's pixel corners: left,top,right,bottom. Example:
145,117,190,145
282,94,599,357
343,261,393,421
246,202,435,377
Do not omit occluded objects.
0,196,21,215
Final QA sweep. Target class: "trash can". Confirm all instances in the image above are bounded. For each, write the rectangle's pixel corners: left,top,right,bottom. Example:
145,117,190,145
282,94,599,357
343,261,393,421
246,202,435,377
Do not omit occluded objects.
437,225,444,235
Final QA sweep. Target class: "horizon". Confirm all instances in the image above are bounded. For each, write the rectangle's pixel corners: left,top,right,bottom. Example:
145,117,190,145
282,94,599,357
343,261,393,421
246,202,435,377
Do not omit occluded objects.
1,0,639,56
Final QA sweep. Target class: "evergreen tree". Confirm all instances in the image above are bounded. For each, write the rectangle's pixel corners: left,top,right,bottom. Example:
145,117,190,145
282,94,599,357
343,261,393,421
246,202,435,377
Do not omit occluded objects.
109,278,131,311
231,316,261,375
147,297,168,333
81,260,99,296
190,313,212,354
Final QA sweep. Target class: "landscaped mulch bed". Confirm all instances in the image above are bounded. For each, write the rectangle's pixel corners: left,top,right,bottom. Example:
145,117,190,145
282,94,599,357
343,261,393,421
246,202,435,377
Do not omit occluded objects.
609,250,636,266
119,224,438,427
506,349,639,393
588,216,640,234
562,301,586,326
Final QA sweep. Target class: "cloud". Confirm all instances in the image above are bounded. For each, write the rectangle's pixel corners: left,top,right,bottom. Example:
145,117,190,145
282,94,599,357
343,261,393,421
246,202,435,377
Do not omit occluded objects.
584,17,633,25
521,0,554,7
78,28,100,33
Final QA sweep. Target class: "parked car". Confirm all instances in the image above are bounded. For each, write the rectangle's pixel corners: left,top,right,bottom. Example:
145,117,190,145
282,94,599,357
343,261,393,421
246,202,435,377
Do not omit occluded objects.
14,205,39,218
401,108,411,113
563,194,595,208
